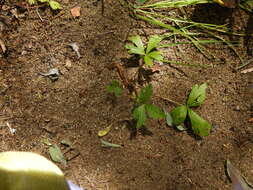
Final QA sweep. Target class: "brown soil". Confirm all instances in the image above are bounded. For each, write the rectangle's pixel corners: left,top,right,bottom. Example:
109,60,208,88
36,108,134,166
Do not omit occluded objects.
0,0,252,190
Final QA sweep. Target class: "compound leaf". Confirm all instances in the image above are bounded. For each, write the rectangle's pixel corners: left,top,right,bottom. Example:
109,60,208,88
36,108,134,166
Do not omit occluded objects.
170,105,187,126
187,83,207,107
137,84,153,105
188,108,211,137
145,104,165,119
133,105,147,128
107,80,122,97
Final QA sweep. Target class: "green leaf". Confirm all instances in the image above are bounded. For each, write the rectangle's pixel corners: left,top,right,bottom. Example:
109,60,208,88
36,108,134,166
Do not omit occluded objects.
48,0,61,10
38,0,48,2
164,109,173,126
49,144,67,165
137,84,153,105
146,35,163,53
176,124,186,131
101,139,122,148
147,51,163,61
125,43,145,55
187,83,208,107
188,108,211,137
145,104,165,119
240,0,253,11
136,0,147,4
107,80,122,97
133,105,147,128
144,55,153,67
128,35,144,50
27,0,36,4
170,105,187,126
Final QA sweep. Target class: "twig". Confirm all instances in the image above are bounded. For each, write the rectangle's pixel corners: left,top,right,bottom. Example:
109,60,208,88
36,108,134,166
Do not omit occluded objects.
36,8,44,22
236,57,253,70
156,95,182,106
0,38,6,53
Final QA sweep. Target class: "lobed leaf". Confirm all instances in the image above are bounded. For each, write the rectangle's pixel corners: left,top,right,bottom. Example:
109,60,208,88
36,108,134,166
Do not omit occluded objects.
147,51,164,61
125,43,145,55
107,80,122,97
128,35,145,50
137,84,153,105
145,104,165,119
187,83,208,107
170,105,188,126
188,108,211,137
144,55,154,66
133,105,147,128
146,35,163,53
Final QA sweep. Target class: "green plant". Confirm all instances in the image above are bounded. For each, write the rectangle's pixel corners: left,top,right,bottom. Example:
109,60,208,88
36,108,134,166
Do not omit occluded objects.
133,84,165,128
107,80,122,97
166,83,212,137
125,35,164,67
27,0,61,10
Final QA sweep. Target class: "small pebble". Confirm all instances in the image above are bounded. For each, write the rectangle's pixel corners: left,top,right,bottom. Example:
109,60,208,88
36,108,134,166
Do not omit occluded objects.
235,105,240,111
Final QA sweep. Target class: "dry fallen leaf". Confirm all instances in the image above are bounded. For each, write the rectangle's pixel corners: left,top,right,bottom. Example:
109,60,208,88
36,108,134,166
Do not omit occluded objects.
98,124,112,137
249,118,253,123
151,64,160,72
71,6,81,18
241,67,253,74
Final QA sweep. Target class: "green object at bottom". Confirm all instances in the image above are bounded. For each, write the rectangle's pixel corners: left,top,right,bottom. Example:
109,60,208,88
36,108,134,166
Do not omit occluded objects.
0,169,70,190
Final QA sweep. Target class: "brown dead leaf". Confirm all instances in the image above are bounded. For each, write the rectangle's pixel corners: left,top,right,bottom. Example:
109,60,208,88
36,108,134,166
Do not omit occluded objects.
71,6,81,18
249,118,253,123
151,64,160,72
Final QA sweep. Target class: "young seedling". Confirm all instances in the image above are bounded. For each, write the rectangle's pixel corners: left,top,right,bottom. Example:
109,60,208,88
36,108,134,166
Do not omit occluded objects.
125,35,164,67
107,80,122,97
27,0,61,10
166,83,212,137
133,84,165,128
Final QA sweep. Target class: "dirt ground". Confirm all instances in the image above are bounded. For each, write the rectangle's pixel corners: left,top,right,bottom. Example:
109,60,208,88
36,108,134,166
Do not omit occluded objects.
0,0,252,189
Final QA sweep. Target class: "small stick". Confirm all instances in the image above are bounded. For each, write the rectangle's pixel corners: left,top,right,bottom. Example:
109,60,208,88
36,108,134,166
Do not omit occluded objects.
36,8,44,22
156,95,182,106
236,57,253,70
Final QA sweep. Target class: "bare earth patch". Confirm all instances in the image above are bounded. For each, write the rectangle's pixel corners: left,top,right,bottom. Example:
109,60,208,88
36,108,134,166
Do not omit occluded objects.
0,0,252,189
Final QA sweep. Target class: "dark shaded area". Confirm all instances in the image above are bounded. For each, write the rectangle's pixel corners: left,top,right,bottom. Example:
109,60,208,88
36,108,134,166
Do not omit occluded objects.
190,4,234,25
244,14,253,55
